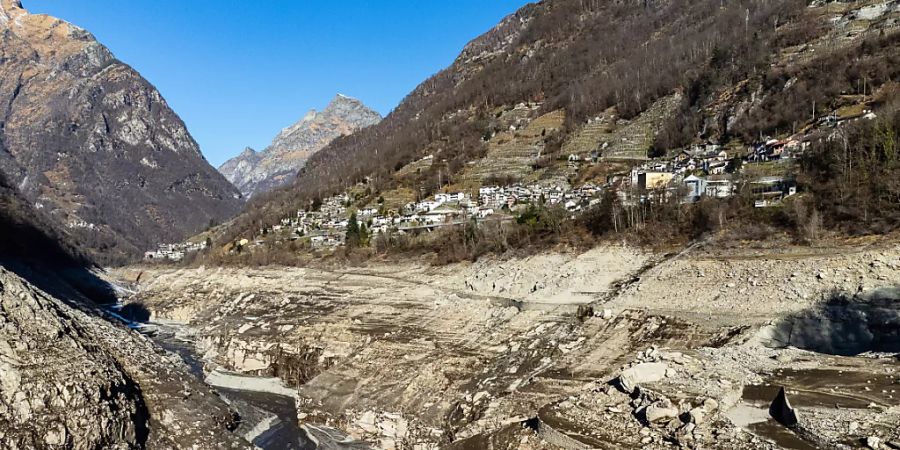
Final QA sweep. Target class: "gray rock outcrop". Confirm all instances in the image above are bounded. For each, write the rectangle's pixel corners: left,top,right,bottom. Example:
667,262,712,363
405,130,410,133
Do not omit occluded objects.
0,266,251,449
619,362,669,394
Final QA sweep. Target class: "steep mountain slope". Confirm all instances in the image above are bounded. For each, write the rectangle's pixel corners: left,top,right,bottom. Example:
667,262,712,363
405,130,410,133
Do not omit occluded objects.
0,0,243,264
219,94,381,197
220,0,899,246
0,170,89,269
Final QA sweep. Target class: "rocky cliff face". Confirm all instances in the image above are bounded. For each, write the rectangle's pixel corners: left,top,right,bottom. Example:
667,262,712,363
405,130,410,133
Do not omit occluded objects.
219,94,381,197
0,0,243,264
0,266,253,449
0,146,249,447
0,188,250,448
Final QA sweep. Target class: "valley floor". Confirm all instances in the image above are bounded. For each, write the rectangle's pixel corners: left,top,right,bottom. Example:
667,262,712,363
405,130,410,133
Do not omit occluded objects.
113,241,900,449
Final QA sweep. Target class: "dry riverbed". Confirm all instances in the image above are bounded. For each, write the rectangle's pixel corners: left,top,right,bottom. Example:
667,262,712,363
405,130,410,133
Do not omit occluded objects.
112,243,900,449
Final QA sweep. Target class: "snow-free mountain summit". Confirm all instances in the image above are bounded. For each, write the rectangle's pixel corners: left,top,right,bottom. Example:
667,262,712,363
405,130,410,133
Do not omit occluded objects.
219,94,381,197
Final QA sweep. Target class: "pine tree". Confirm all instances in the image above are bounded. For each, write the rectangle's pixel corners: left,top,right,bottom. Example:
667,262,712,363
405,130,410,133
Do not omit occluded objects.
346,212,361,248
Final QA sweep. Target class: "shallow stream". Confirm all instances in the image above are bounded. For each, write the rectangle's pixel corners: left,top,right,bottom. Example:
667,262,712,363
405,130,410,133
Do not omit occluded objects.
151,323,315,450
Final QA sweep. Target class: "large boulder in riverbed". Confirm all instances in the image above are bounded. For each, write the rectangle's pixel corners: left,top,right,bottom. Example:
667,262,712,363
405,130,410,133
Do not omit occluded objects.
644,402,679,424
618,362,669,394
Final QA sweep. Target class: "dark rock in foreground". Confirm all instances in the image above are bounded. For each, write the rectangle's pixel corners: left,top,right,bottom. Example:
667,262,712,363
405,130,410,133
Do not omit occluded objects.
769,387,799,428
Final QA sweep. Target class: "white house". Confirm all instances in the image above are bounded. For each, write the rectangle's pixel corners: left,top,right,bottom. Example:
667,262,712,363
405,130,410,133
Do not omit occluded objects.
479,186,499,197
476,208,494,218
704,176,734,198
412,200,443,213
683,175,705,202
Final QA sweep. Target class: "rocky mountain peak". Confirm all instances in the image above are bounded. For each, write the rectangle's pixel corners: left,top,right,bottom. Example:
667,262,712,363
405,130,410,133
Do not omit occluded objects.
0,1,243,263
0,0,23,15
327,93,364,110
0,0,114,77
219,95,382,197
322,93,380,125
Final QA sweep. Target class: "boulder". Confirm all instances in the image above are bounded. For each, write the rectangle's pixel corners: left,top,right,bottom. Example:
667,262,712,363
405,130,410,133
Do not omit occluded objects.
645,404,679,424
688,407,706,425
619,362,669,393
702,398,719,412
866,436,881,449
687,397,719,425
769,387,799,428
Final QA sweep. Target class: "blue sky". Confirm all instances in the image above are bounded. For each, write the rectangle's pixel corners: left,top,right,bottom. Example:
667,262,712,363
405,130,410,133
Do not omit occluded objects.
25,1,529,167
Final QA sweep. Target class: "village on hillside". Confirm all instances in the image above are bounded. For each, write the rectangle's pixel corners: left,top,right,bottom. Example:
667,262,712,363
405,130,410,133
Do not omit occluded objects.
266,139,808,251
145,102,878,261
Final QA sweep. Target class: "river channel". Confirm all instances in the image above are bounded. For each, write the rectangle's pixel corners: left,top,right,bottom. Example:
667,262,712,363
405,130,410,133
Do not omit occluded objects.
150,322,316,449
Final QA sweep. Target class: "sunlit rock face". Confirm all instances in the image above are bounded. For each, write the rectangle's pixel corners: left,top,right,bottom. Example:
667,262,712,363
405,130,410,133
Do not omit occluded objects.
0,0,243,263
0,269,143,449
219,94,381,198
0,265,253,449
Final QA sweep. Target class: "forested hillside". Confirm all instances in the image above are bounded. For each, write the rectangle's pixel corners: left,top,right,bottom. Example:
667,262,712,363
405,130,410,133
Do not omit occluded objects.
212,0,899,262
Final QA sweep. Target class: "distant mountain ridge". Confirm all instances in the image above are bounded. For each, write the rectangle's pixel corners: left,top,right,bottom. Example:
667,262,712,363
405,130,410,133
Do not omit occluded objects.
219,94,381,197
0,0,243,264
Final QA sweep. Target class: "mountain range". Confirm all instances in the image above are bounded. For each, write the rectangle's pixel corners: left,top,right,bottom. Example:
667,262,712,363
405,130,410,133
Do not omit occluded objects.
218,94,381,198
0,0,242,264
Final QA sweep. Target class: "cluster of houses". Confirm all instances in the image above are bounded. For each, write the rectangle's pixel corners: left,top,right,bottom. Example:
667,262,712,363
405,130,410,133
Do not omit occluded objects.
138,102,878,256
747,138,809,162
249,139,806,252
143,241,208,262
158,138,817,256
237,120,881,253
477,183,601,212
257,182,609,250
611,142,800,206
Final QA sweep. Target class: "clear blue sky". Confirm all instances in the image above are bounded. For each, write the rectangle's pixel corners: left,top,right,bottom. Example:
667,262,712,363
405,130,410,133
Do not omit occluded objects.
25,1,529,167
